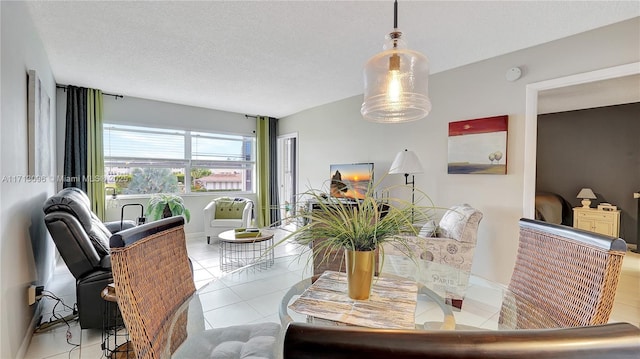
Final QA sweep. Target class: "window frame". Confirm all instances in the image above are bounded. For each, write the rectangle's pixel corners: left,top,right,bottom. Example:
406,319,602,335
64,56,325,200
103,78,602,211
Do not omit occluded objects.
103,123,256,196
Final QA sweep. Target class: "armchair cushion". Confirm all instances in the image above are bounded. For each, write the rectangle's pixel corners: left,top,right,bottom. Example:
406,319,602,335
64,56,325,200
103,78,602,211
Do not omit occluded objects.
174,323,280,359
214,197,249,219
404,204,483,272
437,204,483,244
418,220,438,237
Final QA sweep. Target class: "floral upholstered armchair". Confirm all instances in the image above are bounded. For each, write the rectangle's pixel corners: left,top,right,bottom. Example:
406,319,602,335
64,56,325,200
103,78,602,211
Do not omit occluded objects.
417,203,483,272
383,204,483,310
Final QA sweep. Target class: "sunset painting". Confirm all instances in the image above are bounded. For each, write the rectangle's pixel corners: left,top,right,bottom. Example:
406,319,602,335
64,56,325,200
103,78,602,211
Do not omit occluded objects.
330,163,374,200
448,115,508,175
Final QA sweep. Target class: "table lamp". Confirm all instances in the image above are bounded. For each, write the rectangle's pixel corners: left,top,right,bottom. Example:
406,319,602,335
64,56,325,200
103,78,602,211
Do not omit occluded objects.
577,188,597,208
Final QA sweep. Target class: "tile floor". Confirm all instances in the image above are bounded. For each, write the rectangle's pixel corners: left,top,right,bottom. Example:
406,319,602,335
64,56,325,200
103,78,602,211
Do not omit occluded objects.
24,232,640,359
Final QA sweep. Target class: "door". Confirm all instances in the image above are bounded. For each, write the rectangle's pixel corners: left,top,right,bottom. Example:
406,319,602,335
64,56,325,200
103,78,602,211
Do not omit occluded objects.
277,133,298,227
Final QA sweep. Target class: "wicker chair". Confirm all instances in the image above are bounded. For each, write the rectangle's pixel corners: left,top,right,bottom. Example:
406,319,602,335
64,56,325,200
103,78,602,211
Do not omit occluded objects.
500,218,627,329
109,217,280,359
283,322,640,359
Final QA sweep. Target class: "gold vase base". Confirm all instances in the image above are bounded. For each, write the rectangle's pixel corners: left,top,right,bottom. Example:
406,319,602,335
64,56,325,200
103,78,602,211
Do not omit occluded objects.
345,250,375,300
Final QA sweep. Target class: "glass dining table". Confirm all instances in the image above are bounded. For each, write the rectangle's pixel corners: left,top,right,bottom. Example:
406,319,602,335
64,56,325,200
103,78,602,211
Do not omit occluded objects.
164,252,560,358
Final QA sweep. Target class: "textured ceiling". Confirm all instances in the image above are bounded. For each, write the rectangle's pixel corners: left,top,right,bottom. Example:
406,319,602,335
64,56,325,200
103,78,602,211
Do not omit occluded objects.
26,1,639,118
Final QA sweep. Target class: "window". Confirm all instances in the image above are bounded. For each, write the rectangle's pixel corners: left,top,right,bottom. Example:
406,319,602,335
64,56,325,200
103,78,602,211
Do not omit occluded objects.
104,124,255,195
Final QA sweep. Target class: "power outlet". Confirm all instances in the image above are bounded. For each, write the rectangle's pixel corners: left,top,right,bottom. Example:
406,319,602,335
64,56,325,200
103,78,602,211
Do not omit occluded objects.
28,285,36,305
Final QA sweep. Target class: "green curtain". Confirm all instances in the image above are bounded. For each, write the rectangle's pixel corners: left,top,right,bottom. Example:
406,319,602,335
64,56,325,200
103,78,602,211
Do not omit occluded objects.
87,89,105,220
256,116,271,227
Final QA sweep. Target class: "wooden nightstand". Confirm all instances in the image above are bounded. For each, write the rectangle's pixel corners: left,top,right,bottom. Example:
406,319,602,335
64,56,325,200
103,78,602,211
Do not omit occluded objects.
573,207,620,237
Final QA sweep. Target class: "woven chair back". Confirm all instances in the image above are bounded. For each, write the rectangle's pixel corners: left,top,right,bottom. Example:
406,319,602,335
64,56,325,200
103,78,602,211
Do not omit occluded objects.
110,217,195,359
501,218,626,328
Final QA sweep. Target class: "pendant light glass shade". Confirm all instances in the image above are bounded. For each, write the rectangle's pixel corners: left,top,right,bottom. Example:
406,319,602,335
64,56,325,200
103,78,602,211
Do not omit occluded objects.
361,1,431,124
362,31,431,123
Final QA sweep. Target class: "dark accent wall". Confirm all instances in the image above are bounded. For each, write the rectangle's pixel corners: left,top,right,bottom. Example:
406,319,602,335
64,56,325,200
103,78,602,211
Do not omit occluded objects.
536,102,640,245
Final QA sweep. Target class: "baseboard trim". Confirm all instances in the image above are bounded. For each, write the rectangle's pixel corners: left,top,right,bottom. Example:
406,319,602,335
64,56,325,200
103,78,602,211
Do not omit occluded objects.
18,301,44,358
186,231,205,241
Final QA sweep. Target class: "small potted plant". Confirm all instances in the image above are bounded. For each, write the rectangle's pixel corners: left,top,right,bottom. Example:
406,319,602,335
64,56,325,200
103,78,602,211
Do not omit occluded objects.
146,193,191,223
278,179,432,300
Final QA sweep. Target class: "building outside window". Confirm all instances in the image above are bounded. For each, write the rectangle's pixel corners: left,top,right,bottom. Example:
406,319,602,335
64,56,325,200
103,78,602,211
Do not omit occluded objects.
103,124,255,195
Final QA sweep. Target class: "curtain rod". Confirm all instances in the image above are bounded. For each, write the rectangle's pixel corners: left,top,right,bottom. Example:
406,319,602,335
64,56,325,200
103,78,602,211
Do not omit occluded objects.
56,84,124,100
246,115,279,120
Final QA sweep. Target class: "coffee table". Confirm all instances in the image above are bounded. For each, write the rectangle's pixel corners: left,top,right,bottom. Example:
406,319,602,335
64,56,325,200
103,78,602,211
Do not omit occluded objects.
218,229,274,271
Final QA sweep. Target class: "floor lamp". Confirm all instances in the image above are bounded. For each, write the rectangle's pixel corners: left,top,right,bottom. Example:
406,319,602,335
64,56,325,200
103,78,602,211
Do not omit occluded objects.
389,149,424,223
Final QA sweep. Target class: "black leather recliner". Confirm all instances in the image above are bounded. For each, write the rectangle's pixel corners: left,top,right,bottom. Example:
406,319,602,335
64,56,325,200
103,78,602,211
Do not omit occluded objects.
43,187,135,329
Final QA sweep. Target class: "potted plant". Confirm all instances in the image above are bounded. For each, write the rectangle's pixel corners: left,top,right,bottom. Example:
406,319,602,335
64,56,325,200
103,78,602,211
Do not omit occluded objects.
278,180,431,300
146,193,191,223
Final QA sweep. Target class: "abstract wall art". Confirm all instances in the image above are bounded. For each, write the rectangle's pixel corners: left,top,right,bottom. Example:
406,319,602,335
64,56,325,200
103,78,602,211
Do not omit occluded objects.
448,115,508,175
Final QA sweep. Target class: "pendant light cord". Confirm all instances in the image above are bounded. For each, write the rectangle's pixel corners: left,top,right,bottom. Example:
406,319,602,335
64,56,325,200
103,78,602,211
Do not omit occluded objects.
393,0,398,29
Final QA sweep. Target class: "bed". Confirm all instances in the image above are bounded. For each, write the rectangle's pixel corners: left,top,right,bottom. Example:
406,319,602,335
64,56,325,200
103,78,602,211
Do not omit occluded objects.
535,192,573,226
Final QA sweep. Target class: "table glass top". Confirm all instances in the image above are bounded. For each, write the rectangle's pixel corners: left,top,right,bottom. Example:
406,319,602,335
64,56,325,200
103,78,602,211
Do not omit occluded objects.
165,251,561,358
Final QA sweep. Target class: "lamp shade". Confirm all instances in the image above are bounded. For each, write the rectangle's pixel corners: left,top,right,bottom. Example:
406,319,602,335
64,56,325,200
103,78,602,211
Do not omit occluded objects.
576,188,597,199
361,32,431,123
389,149,423,175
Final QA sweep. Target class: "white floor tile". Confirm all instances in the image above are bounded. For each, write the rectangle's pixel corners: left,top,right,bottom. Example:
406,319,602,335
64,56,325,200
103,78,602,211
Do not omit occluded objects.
203,301,263,328
24,234,640,359
245,290,289,317
198,287,244,312
77,341,104,359
192,268,215,283
24,321,81,359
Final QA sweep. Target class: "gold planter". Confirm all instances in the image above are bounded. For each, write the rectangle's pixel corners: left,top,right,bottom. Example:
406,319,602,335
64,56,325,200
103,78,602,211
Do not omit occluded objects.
345,249,375,300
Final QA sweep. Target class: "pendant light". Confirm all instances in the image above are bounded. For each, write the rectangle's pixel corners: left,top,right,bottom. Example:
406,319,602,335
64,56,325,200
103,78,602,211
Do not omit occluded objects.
361,0,431,123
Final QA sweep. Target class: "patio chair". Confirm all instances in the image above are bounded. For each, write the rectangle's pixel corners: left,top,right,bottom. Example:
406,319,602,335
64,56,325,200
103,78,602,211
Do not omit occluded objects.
500,218,627,328
109,216,279,359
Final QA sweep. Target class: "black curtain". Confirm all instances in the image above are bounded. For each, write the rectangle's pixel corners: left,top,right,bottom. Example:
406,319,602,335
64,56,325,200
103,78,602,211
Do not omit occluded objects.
268,117,280,226
63,86,88,191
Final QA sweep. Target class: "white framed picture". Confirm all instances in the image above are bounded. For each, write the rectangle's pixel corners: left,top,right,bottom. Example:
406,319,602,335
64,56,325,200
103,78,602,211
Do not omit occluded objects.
448,115,509,175
27,69,52,176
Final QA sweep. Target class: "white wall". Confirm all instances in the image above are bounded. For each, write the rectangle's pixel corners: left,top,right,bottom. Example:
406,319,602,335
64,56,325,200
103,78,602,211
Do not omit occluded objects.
0,2,58,358
279,17,640,285
55,94,259,235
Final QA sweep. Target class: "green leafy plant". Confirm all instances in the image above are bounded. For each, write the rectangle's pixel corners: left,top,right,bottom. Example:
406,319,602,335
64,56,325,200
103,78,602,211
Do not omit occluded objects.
146,193,191,223
126,168,179,194
275,178,435,264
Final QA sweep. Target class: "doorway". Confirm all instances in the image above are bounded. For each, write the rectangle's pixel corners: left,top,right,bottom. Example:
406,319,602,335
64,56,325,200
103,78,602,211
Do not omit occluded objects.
523,62,640,246
277,133,298,227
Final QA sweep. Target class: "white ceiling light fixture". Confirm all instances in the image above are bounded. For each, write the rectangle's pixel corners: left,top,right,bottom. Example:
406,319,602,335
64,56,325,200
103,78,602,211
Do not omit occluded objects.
361,0,431,124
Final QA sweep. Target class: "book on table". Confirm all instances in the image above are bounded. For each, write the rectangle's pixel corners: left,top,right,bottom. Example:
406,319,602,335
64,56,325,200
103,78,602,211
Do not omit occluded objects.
234,228,261,238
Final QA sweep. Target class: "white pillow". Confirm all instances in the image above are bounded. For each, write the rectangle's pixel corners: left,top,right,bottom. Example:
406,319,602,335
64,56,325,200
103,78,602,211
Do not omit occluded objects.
419,220,438,237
